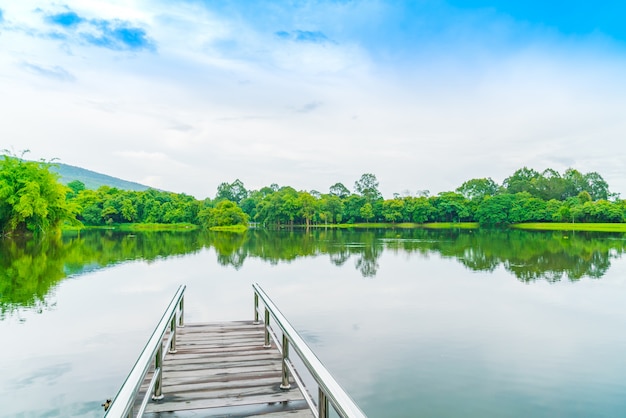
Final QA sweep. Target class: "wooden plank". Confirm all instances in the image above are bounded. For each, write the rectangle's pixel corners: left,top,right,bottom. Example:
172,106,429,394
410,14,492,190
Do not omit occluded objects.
146,389,306,413
165,351,280,365
143,400,313,418
162,375,286,393
250,409,315,418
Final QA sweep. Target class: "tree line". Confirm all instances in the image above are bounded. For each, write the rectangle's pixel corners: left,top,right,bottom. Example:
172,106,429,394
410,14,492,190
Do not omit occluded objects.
2,151,625,235
210,168,622,227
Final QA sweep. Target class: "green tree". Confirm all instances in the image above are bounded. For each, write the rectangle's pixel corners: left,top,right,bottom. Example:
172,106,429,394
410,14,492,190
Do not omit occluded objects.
563,168,587,198
320,195,343,224
329,182,350,199
360,202,374,223
475,194,516,226
382,198,405,223
215,179,248,204
503,167,541,195
297,191,318,227
0,153,77,235
432,192,470,222
535,169,566,201
342,195,366,223
66,180,86,199
198,200,248,228
402,196,435,223
584,172,610,201
456,178,499,201
354,173,382,202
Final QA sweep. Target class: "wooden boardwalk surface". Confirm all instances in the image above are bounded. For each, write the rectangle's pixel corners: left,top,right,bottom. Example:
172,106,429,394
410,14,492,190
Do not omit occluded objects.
143,321,314,417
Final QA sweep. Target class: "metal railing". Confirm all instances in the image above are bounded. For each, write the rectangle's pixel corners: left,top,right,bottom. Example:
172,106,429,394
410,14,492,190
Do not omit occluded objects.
104,285,186,418
253,283,367,418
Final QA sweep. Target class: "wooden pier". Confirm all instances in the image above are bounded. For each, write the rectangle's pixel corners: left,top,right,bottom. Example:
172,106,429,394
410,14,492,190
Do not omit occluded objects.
142,320,314,417
104,285,366,418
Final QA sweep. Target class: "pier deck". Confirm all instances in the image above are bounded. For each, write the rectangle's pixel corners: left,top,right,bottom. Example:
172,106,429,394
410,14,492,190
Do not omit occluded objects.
143,321,314,417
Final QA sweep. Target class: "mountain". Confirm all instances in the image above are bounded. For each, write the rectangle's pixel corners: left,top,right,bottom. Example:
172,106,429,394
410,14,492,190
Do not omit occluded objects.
50,162,151,191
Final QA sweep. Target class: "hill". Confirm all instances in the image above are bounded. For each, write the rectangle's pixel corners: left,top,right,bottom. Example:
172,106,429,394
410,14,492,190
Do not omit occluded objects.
50,162,151,191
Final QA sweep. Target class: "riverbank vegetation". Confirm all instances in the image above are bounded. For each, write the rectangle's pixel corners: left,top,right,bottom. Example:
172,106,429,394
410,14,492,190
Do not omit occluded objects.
3,151,626,235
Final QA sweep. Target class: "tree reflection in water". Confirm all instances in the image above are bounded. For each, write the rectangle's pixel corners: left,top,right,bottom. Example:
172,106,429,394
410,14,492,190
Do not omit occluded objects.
2,228,625,316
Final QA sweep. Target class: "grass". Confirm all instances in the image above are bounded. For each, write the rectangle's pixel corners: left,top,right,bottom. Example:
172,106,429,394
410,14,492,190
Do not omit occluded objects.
63,223,199,232
209,225,248,232
309,222,479,229
511,223,626,232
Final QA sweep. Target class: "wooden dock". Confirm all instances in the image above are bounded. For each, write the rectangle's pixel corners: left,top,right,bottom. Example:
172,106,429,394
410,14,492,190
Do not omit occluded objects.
142,321,314,417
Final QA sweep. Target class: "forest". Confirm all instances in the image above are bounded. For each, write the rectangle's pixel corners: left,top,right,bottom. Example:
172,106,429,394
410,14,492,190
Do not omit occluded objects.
1,152,625,235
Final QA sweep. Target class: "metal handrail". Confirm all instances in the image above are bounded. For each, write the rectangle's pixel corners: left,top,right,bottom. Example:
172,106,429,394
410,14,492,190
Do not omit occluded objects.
104,285,186,418
253,283,367,418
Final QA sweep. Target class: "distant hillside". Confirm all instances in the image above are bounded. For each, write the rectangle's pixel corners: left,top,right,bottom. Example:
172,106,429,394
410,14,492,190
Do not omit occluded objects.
50,162,151,191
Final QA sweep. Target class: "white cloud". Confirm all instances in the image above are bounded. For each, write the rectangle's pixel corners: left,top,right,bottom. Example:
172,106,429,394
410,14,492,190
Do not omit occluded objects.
1,0,626,198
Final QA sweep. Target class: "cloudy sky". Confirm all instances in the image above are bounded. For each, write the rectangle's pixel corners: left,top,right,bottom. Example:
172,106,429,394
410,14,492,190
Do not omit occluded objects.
1,1,625,199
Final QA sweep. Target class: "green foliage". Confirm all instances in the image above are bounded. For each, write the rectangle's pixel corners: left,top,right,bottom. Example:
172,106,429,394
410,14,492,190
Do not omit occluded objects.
354,173,382,202
216,167,621,228
198,200,249,228
66,180,86,199
432,192,471,222
503,167,611,202
456,178,499,200
71,187,200,226
9,160,620,231
360,202,375,222
382,198,405,223
0,153,78,235
329,182,350,198
215,179,248,204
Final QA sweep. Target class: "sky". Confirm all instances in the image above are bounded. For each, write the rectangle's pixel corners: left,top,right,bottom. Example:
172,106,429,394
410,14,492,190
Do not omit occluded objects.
1,0,625,200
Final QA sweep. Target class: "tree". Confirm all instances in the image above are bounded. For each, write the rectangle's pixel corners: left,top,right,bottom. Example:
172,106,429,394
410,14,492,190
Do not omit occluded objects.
535,169,566,201
342,195,366,223
475,194,516,226
354,173,382,202
584,172,610,201
215,179,248,204
405,196,436,223
321,195,343,224
503,167,540,195
198,200,248,228
360,202,374,223
297,191,318,227
66,180,86,199
456,178,499,201
432,192,470,222
329,182,350,199
0,152,77,235
563,168,587,198
382,198,405,223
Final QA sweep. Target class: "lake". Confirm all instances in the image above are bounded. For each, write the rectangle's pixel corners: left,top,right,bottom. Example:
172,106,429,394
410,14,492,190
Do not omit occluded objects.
2,228,626,417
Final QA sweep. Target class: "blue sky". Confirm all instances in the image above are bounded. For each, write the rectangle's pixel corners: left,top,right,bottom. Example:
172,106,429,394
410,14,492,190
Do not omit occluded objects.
1,0,625,199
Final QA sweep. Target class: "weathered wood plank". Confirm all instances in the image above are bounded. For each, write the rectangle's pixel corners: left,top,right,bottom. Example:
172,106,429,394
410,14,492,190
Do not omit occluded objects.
146,389,306,413
165,351,280,365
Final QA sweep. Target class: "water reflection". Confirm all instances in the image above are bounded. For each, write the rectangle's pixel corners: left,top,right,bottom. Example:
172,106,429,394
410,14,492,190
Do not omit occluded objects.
2,228,625,316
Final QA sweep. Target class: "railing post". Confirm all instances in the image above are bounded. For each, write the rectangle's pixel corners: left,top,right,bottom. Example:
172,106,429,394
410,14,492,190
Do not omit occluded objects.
318,388,329,418
264,308,271,348
169,316,177,353
280,333,291,390
253,292,260,324
178,297,185,327
152,344,164,400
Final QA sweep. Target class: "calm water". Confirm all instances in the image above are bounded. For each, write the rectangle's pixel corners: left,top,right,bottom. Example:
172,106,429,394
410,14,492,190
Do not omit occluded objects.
2,228,626,417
